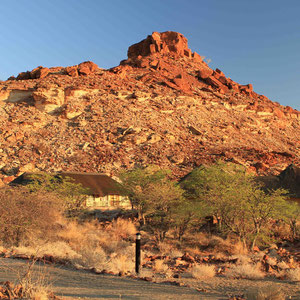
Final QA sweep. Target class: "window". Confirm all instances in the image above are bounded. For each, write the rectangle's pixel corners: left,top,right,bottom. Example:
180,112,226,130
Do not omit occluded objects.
110,195,120,206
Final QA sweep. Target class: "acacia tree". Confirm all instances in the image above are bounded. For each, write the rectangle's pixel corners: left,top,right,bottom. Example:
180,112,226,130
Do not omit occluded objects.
142,179,184,241
26,173,90,212
182,161,299,248
182,162,252,235
119,166,170,224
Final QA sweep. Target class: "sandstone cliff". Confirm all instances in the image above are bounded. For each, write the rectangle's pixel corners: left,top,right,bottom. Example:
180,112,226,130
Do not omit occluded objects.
0,31,299,185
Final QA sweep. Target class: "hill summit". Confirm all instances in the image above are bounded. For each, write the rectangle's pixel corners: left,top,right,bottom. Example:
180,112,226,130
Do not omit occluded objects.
0,31,299,184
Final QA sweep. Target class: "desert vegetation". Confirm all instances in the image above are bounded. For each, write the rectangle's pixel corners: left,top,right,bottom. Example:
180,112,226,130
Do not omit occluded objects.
0,162,299,299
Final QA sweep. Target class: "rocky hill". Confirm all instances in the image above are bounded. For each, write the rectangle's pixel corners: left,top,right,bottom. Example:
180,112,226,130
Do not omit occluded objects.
0,31,299,185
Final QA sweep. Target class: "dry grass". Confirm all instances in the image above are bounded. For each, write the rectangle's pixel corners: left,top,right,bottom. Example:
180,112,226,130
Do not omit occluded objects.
285,268,300,282
226,263,265,280
153,259,169,273
107,254,135,274
7,218,138,275
191,264,216,279
13,241,80,260
188,233,248,256
0,259,55,300
139,267,154,278
104,218,137,240
230,254,252,265
246,285,285,300
277,261,289,270
156,241,174,256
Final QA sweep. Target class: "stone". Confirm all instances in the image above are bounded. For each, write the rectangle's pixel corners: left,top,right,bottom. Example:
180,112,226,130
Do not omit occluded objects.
78,61,98,75
36,67,50,79
16,71,31,80
128,31,191,59
66,66,78,77
192,52,203,63
173,73,191,92
189,125,201,135
205,76,229,93
32,86,65,114
198,68,213,80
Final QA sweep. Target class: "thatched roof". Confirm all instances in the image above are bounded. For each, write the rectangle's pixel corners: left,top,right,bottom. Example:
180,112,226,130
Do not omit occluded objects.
59,172,123,196
11,172,124,197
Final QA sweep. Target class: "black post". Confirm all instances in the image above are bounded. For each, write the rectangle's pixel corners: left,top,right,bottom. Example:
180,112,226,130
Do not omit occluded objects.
135,232,141,274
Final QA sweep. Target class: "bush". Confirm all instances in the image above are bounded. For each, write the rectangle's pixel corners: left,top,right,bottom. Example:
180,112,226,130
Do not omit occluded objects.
285,268,300,282
191,264,215,279
225,263,265,279
0,186,62,246
246,285,286,300
246,285,285,300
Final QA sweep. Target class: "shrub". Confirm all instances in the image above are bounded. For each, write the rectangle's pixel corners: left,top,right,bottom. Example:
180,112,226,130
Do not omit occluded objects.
285,268,300,282
0,259,55,300
246,285,285,300
107,254,135,274
104,218,136,240
226,263,265,279
191,264,215,279
0,186,62,246
153,259,169,273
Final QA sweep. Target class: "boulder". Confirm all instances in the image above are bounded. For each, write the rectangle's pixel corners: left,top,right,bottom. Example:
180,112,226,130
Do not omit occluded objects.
198,68,213,80
205,76,229,93
173,73,191,92
16,71,31,80
31,67,50,79
192,52,203,63
65,66,79,77
78,61,98,75
128,31,191,59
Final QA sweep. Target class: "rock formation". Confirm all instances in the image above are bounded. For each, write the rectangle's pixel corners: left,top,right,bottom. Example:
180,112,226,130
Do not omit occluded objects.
0,31,299,185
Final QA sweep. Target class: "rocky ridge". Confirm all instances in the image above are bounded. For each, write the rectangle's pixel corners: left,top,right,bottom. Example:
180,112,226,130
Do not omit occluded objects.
0,31,299,185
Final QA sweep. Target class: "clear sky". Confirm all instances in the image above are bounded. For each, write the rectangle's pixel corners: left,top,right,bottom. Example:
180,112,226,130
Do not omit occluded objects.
0,0,299,110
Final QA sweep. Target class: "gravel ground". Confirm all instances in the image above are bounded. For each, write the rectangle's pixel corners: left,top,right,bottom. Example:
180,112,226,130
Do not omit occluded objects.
0,258,299,299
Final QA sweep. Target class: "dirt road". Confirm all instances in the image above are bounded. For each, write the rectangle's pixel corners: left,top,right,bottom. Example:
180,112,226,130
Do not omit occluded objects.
1,258,299,299
0,258,220,299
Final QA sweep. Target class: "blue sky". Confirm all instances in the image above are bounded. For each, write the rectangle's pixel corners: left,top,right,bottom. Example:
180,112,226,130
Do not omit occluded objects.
0,0,299,110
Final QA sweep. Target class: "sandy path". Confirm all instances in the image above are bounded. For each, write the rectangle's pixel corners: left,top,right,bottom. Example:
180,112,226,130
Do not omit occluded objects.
0,258,218,299
0,258,299,299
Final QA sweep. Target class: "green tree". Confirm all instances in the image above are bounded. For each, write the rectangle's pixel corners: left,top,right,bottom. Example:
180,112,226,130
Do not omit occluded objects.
142,178,184,241
182,161,299,249
119,166,170,224
26,173,90,212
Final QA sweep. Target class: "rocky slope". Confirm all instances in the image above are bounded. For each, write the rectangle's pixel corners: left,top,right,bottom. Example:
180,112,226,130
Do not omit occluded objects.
0,31,299,184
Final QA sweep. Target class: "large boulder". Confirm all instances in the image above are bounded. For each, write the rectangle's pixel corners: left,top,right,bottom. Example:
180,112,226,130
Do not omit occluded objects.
127,31,200,60
78,61,98,75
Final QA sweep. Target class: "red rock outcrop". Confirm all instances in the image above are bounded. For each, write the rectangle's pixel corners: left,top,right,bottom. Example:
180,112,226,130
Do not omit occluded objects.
14,62,99,80
0,31,299,183
78,61,98,75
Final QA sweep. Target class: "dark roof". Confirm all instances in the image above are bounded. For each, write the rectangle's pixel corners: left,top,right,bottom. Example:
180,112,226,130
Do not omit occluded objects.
11,172,124,197
59,172,123,197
